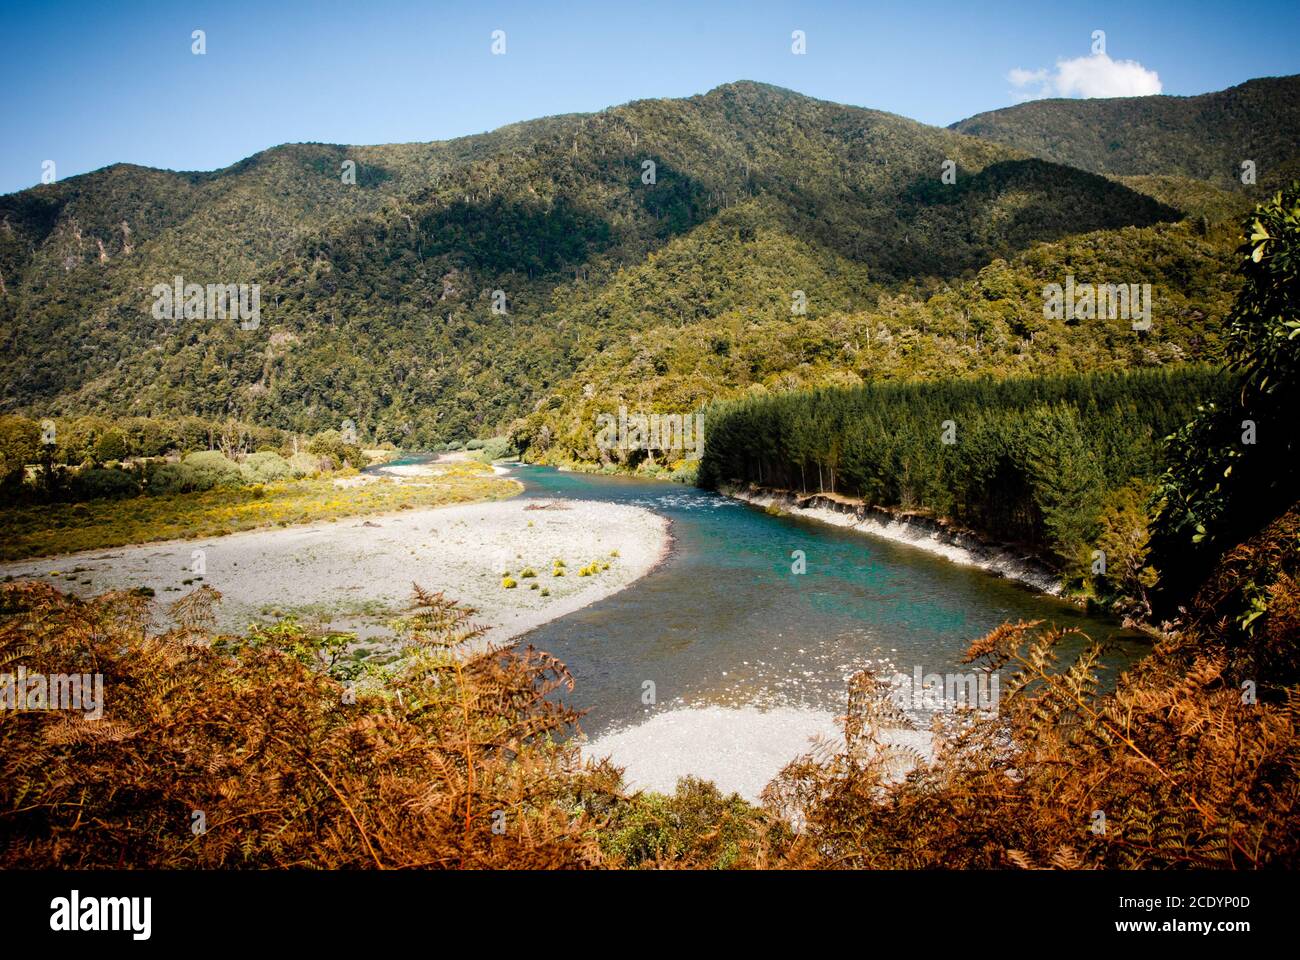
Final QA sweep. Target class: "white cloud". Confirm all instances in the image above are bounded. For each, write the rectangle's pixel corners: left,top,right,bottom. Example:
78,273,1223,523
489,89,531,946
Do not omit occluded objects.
1007,67,1049,89
1007,52,1162,101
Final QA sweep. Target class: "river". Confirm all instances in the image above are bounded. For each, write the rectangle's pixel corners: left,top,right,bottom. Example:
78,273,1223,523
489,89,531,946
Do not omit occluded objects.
502,463,1146,741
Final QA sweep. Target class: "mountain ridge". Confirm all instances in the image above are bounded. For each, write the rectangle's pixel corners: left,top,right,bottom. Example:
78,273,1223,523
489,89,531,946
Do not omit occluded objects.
951,74,1300,190
0,76,1288,450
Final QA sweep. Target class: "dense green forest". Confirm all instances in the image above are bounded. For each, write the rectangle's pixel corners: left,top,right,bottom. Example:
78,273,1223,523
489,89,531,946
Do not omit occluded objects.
696,367,1231,575
10,78,1278,445
514,213,1242,465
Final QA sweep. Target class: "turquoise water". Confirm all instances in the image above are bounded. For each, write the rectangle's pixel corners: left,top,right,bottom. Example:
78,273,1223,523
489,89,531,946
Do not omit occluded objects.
506,464,1146,736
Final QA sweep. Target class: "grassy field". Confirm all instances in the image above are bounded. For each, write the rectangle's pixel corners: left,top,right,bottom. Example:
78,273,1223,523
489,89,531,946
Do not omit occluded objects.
0,462,520,562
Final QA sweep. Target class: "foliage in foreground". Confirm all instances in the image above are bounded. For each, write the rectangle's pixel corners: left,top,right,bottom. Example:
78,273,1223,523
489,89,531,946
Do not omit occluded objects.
769,616,1299,868
755,499,1293,870
0,583,620,868
1150,182,1300,611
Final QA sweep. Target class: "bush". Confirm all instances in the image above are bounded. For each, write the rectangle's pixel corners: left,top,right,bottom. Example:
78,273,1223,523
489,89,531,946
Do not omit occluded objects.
181,451,245,489
241,451,294,483
1151,183,1300,610
764,617,1300,869
1084,480,1158,618
1189,504,1300,691
69,467,140,501
0,583,613,868
601,777,770,868
146,463,212,494
307,430,365,470
467,436,520,463
287,452,321,477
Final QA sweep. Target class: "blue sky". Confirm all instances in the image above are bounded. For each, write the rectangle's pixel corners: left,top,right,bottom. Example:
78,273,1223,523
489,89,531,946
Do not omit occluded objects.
3,0,1298,195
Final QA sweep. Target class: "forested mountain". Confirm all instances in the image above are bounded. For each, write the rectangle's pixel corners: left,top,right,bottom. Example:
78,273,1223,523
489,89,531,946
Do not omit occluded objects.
0,78,1290,448
952,75,1300,192
516,214,1242,464
0,81,1177,441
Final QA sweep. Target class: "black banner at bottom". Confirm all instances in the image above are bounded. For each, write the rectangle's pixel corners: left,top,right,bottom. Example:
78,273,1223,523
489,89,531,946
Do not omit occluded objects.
0,869,1278,946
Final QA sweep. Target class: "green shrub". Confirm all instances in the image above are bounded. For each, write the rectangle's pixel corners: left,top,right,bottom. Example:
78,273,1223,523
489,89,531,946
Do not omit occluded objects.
241,451,295,483
93,429,129,464
1151,183,1300,610
69,467,140,501
181,451,245,489
183,450,238,471
306,430,364,470
146,463,211,494
601,778,766,869
668,462,699,485
467,436,519,463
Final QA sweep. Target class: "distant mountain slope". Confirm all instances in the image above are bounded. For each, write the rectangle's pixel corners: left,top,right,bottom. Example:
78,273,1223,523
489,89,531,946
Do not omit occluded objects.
952,75,1300,192
0,81,1201,443
516,215,1242,465
0,114,579,278
1106,175,1250,222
